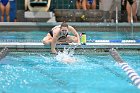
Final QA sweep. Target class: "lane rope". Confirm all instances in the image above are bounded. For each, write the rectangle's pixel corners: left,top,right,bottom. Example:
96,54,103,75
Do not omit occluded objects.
0,47,9,61
109,48,140,89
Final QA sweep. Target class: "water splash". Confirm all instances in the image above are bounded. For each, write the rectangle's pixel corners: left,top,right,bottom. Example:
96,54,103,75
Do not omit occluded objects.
36,53,55,63
55,47,77,64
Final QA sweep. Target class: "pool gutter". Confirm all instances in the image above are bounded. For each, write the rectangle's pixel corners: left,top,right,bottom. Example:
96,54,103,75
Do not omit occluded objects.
0,42,140,49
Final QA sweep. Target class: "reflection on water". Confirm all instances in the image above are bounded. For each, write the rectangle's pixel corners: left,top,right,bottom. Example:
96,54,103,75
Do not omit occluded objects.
0,31,140,42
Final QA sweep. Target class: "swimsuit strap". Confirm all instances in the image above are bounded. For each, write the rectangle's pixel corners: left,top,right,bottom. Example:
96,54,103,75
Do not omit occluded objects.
49,30,53,37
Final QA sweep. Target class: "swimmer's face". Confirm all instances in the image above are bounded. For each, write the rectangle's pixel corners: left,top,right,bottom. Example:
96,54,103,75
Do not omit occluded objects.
60,27,68,36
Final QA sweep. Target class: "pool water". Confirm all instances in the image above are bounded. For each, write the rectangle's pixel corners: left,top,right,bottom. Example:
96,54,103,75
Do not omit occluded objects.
0,51,140,93
0,31,140,42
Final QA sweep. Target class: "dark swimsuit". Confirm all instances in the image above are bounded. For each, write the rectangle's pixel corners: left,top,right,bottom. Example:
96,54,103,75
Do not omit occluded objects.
127,0,134,5
77,0,83,3
87,0,94,4
1,0,9,6
49,30,68,40
49,30,54,37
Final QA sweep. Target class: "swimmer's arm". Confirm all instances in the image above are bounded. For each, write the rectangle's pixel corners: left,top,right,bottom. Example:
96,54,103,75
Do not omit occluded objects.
25,0,28,10
51,25,61,31
51,32,59,54
69,26,80,43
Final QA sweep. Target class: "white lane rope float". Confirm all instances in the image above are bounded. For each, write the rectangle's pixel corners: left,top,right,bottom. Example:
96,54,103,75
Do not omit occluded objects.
0,47,9,61
109,48,140,89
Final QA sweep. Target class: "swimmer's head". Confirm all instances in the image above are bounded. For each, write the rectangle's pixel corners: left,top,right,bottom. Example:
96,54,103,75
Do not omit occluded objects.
60,22,68,28
60,22,68,36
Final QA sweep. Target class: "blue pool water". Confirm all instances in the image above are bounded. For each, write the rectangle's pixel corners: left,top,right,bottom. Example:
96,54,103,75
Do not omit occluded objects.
0,31,140,42
0,51,140,93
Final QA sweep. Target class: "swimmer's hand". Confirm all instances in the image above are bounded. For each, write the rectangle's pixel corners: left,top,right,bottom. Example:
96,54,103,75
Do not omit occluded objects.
69,43,81,45
50,52,58,55
51,49,58,55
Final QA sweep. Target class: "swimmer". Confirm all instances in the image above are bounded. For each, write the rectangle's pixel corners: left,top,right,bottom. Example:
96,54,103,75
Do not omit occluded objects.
86,0,96,9
76,0,87,10
122,0,138,22
126,0,138,22
42,22,80,54
0,0,10,22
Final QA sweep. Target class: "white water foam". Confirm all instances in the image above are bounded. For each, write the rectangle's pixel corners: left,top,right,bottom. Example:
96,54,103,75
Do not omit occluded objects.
55,47,77,64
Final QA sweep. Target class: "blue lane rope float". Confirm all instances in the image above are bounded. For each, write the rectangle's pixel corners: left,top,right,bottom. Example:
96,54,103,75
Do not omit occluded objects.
89,40,140,43
109,49,140,89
